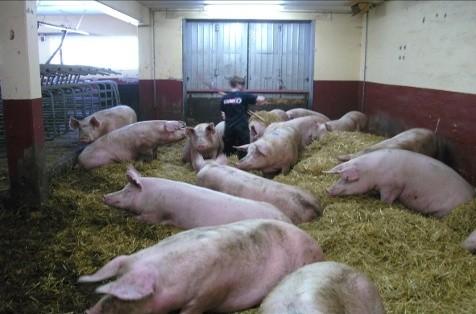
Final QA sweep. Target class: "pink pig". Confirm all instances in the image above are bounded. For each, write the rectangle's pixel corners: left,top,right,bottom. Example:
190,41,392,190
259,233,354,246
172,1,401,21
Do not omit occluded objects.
70,105,137,143
261,262,385,314
235,126,300,176
326,149,474,217
79,219,325,314
103,166,291,228
78,120,186,169
182,122,224,168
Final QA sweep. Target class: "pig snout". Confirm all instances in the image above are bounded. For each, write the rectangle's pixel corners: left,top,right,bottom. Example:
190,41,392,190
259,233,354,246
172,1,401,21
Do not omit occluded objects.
79,137,92,144
103,194,115,206
326,185,341,196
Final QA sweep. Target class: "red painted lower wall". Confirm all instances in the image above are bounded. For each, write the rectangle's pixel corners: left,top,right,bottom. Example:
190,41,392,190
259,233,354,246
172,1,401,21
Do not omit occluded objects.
3,98,44,178
362,81,476,184
312,80,361,119
138,79,183,120
137,78,476,184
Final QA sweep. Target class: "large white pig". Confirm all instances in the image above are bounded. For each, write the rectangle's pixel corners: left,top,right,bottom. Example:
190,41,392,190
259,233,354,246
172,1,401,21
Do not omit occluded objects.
193,152,321,224
338,128,438,161
249,110,288,143
235,126,300,176
266,115,330,148
261,262,385,314
79,219,325,314
69,105,137,143
286,108,329,120
462,229,476,253
182,122,224,167
78,120,186,169
103,166,291,228
316,111,367,140
270,109,289,121
326,149,474,217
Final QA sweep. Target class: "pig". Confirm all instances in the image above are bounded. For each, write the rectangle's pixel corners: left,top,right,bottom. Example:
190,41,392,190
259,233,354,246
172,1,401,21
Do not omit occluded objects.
103,166,291,228
78,120,186,170
249,119,268,143
338,128,438,161
261,261,385,314
325,149,475,217
462,229,476,253
193,151,321,224
316,111,367,140
266,115,330,148
69,105,137,143
235,126,300,176
286,108,330,121
270,109,289,121
249,110,288,143
182,122,224,167
79,219,325,314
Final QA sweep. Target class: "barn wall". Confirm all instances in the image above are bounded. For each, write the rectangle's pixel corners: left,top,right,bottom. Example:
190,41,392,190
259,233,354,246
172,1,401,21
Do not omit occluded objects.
139,10,363,120
37,15,139,77
362,0,476,183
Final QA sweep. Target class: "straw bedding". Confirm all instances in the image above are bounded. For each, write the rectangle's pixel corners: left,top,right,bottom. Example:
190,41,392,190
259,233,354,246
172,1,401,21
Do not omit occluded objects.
0,131,475,313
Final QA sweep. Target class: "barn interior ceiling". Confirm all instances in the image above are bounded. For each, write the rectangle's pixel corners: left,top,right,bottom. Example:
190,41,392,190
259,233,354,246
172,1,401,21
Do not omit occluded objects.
138,0,378,13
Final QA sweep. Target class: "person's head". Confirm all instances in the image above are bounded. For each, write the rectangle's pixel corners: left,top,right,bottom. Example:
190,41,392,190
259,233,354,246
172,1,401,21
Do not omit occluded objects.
229,76,245,90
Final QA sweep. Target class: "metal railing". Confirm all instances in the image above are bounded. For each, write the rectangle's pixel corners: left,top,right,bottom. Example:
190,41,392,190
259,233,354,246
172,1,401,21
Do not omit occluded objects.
0,80,121,157
42,80,120,140
40,64,120,86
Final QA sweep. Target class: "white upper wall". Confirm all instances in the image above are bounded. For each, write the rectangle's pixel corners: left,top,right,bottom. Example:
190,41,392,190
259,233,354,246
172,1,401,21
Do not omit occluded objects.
364,0,476,94
315,13,362,80
149,10,362,81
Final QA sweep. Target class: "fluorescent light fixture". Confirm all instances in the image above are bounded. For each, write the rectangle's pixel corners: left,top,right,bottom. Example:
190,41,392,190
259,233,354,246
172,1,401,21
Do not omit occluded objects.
37,1,139,26
204,1,284,4
205,4,284,14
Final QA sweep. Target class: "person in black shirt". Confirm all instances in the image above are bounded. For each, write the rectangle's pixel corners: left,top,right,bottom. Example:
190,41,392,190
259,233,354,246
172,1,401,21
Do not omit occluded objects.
220,76,266,159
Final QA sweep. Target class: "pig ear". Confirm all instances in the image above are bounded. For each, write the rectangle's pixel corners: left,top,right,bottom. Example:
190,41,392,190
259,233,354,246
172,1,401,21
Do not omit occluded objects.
186,127,195,137
90,116,100,128
250,125,257,136
256,142,271,157
126,166,142,189
325,122,332,131
206,123,216,134
95,270,155,301
78,255,128,283
69,117,80,129
233,144,249,152
340,167,360,182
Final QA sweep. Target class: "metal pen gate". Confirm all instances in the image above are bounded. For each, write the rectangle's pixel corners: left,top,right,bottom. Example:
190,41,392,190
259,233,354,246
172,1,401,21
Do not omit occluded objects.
183,20,313,122
0,81,120,156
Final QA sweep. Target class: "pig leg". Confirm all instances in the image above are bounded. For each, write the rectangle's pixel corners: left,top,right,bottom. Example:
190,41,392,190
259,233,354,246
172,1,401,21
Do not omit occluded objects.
152,145,159,160
79,255,127,282
379,185,404,204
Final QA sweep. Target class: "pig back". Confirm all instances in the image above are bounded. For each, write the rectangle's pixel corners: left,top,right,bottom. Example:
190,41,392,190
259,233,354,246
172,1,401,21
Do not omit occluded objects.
261,261,384,314
197,163,320,223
